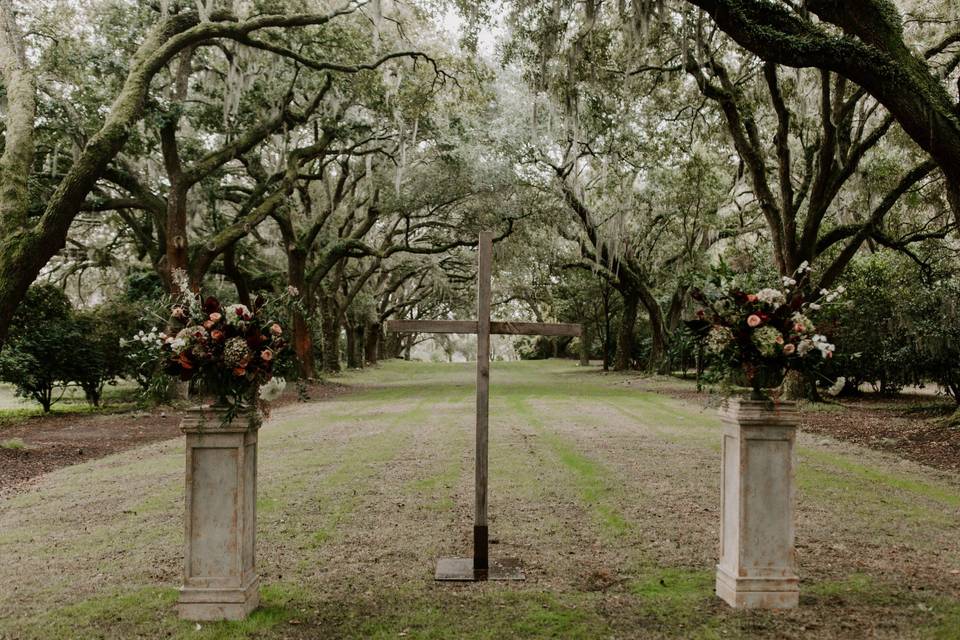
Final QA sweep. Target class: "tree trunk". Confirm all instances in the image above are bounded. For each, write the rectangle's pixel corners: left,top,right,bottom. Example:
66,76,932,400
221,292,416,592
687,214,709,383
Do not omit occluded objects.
365,322,381,365
288,250,315,379
579,326,590,366
224,246,252,308
319,300,341,373
345,322,360,369
614,292,639,371
382,331,401,359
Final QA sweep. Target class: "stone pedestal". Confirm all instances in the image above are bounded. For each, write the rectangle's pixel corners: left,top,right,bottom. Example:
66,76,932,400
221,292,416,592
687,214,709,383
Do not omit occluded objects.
178,405,261,621
716,398,799,609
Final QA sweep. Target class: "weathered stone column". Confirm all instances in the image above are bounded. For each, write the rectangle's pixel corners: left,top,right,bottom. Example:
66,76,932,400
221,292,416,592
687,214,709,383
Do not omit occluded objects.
716,398,799,608
178,406,261,621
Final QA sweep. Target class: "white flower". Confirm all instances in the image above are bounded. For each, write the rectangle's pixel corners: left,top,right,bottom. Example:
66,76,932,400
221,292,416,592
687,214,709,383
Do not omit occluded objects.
755,288,786,309
827,377,846,396
811,334,835,358
782,276,797,287
808,303,821,310
119,338,128,347
259,377,286,402
837,286,846,294
797,260,810,273
287,286,300,297
170,337,187,352
820,288,830,296
797,339,813,356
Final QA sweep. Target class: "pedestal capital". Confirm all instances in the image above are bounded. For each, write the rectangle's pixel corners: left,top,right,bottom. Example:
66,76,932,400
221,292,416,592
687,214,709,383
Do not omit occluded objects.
180,405,262,435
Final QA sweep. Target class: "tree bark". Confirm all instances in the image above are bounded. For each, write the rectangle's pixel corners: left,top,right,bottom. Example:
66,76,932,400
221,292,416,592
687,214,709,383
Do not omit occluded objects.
345,322,360,369
579,325,590,366
365,321,381,365
319,298,341,373
686,0,960,228
614,291,639,371
288,250,315,379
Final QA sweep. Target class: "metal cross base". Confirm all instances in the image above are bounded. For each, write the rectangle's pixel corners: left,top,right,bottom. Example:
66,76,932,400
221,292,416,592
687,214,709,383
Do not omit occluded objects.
435,557,525,581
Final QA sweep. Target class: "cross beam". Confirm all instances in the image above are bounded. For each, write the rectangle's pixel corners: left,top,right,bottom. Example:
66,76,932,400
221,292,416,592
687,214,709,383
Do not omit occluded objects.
385,320,582,337
386,231,581,581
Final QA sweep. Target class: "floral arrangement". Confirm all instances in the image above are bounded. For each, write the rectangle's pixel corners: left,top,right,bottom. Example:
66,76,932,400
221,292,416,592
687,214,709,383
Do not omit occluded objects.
692,262,842,398
132,272,289,415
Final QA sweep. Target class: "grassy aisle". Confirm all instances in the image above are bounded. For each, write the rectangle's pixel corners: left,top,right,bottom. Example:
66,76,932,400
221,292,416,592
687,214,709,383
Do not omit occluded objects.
0,360,958,639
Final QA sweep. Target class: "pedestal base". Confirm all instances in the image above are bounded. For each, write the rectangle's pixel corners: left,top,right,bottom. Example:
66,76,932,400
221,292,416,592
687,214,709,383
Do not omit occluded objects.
716,565,798,608
435,557,525,581
177,576,260,621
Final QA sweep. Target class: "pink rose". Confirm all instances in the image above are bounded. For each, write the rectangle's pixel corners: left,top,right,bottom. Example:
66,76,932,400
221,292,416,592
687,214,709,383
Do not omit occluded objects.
775,334,784,345
261,348,274,362
270,323,282,336
794,322,805,332
209,312,222,322
746,294,758,302
747,315,762,328
783,344,796,355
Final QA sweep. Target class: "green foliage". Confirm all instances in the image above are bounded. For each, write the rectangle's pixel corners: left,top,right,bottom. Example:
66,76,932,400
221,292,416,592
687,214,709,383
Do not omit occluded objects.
822,254,960,403
72,301,140,406
0,285,81,412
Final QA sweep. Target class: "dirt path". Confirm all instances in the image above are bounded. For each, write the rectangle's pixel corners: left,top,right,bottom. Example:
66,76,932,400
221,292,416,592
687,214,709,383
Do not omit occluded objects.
0,360,958,639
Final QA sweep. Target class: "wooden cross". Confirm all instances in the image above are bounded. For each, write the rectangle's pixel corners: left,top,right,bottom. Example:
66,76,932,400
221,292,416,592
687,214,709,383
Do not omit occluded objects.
386,231,581,581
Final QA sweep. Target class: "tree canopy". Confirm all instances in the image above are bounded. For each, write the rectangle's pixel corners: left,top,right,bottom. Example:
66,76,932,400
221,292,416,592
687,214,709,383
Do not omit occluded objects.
0,0,958,396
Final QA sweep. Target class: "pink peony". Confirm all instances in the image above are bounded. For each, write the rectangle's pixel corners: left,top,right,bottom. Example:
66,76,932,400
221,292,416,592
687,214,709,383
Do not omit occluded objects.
209,312,222,322
270,323,282,336
783,343,796,355
747,314,762,328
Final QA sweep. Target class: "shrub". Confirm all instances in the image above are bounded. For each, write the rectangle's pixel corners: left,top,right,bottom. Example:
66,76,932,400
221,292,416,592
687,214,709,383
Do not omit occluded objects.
0,285,81,412
72,301,139,406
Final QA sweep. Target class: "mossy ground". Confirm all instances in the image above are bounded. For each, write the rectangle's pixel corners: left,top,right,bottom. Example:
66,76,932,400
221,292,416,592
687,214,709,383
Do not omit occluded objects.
1,360,958,639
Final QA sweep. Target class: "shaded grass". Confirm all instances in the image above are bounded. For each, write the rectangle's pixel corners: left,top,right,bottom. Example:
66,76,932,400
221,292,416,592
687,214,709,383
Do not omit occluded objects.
800,447,960,508
341,590,613,640
506,394,632,538
0,401,140,426
10,583,310,640
0,437,26,449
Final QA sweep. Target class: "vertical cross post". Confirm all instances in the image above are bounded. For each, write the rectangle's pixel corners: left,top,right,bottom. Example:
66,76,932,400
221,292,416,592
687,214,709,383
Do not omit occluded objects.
384,231,581,582
473,231,492,580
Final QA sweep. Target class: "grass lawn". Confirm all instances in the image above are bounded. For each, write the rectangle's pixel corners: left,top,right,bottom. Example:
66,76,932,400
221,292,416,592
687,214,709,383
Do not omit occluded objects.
1,360,958,639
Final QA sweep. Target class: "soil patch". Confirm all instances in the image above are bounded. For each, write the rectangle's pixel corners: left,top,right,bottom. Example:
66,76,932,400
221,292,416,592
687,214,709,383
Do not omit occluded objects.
628,375,960,473
0,381,350,496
